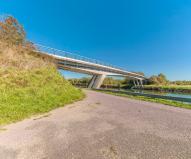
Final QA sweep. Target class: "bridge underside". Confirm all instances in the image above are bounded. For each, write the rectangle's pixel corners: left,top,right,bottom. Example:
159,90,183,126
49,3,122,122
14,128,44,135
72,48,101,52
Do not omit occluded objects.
58,64,144,89
35,50,146,89
58,64,109,89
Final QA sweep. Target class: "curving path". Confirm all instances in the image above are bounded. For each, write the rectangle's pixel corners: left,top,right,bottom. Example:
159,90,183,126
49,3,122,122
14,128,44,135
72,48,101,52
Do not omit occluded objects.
0,90,191,159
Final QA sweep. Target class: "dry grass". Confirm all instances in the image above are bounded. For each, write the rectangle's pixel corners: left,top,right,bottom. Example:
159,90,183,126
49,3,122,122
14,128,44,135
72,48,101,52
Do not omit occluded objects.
0,42,54,71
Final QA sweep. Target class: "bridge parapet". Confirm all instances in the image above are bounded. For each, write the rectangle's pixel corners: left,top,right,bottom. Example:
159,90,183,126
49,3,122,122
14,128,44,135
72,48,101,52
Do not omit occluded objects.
34,44,125,72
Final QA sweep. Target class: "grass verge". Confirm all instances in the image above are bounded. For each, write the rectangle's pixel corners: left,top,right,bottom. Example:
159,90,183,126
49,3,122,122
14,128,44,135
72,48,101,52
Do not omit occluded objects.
95,90,191,109
0,67,85,125
143,85,191,93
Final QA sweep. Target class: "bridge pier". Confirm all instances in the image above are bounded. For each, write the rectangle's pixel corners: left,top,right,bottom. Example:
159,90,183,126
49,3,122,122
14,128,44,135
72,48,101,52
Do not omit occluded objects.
88,75,97,88
88,74,106,89
133,80,137,87
136,80,140,87
140,79,143,88
133,79,144,88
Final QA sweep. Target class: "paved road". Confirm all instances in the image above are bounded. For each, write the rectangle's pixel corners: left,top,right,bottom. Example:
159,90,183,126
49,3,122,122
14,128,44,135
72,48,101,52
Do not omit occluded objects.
0,90,191,159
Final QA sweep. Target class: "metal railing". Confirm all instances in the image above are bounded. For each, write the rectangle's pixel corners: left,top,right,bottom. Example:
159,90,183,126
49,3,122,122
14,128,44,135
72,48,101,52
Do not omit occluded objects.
34,43,124,70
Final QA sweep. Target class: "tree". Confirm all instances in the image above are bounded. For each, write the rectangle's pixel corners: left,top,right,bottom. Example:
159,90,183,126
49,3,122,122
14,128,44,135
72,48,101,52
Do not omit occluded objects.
68,77,91,87
148,75,160,85
103,77,122,86
0,16,26,46
148,73,168,85
158,73,168,84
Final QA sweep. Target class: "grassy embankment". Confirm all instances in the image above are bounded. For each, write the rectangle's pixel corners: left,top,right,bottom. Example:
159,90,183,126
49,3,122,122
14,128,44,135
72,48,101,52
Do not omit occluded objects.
143,85,191,93
95,90,191,109
0,45,84,125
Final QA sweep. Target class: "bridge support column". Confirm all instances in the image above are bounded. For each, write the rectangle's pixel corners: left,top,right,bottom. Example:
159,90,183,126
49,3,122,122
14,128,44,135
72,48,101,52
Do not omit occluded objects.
136,80,140,87
93,74,106,89
140,79,143,88
88,75,97,88
133,80,137,87
88,74,106,89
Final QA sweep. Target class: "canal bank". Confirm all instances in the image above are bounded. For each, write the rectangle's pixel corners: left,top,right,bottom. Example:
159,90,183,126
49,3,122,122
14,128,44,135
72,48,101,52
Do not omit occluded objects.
137,85,191,94
94,89,191,109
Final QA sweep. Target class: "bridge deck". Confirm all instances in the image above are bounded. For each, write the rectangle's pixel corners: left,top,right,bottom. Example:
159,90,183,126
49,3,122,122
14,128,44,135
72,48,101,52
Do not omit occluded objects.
34,44,146,80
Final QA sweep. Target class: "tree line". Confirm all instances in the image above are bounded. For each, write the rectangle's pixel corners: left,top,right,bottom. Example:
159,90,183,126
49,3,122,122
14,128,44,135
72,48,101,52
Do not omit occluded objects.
68,73,191,88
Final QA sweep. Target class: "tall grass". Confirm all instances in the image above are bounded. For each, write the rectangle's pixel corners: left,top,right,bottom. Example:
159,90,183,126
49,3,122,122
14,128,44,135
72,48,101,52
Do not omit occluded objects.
0,67,84,125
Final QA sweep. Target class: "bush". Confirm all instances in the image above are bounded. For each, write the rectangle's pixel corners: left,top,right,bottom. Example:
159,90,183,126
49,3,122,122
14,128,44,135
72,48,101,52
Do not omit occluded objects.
0,16,25,46
148,73,168,85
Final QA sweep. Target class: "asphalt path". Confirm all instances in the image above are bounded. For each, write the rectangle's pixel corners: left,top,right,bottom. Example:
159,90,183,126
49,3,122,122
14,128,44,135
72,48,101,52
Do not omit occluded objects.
0,90,191,159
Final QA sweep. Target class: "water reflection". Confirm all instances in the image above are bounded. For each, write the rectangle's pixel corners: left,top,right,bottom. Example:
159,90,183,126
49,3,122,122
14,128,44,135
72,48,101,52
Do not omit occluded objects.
125,89,191,99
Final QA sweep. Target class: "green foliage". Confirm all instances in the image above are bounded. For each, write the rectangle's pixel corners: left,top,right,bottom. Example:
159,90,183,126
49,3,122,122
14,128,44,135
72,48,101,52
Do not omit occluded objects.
171,80,191,85
103,77,122,85
148,73,168,85
68,77,91,87
69,77,90,84
0,67,84,125
69,77,124,88
143,85,191,93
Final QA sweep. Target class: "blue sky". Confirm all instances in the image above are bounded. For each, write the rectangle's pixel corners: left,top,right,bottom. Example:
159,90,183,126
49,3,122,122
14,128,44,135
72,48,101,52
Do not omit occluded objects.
1,0,191,80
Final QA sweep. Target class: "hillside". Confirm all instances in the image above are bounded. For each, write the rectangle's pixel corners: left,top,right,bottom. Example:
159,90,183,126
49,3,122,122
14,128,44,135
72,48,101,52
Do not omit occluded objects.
0,16,84,125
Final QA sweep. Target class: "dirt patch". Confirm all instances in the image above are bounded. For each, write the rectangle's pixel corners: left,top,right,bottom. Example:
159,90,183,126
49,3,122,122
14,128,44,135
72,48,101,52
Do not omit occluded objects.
0,128,7,132
33,114,51,121
101,145,120,159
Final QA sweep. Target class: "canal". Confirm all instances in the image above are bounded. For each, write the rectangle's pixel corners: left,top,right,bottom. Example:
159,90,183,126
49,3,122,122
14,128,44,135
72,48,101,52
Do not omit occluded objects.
99,88,191,104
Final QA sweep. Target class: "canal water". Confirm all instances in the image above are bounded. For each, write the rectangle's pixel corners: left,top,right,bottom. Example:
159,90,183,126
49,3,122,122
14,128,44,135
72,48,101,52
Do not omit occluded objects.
130,89,191,100
100,89,191,103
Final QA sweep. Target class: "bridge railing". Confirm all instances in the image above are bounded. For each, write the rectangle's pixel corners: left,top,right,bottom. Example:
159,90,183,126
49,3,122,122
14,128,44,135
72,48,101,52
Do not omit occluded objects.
34,43,123,70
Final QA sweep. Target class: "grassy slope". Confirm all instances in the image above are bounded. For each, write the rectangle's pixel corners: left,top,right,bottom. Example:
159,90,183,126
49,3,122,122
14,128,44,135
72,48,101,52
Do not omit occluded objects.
0,46,84,125
95,90,191,109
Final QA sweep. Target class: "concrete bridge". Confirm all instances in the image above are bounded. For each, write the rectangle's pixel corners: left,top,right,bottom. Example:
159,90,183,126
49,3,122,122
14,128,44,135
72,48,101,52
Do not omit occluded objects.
34,44,146,89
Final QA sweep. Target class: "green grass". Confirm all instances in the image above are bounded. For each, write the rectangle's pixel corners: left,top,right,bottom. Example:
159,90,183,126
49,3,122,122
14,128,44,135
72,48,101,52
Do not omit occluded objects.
0,67,85,125
143,85,191,92
95,90,191,109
